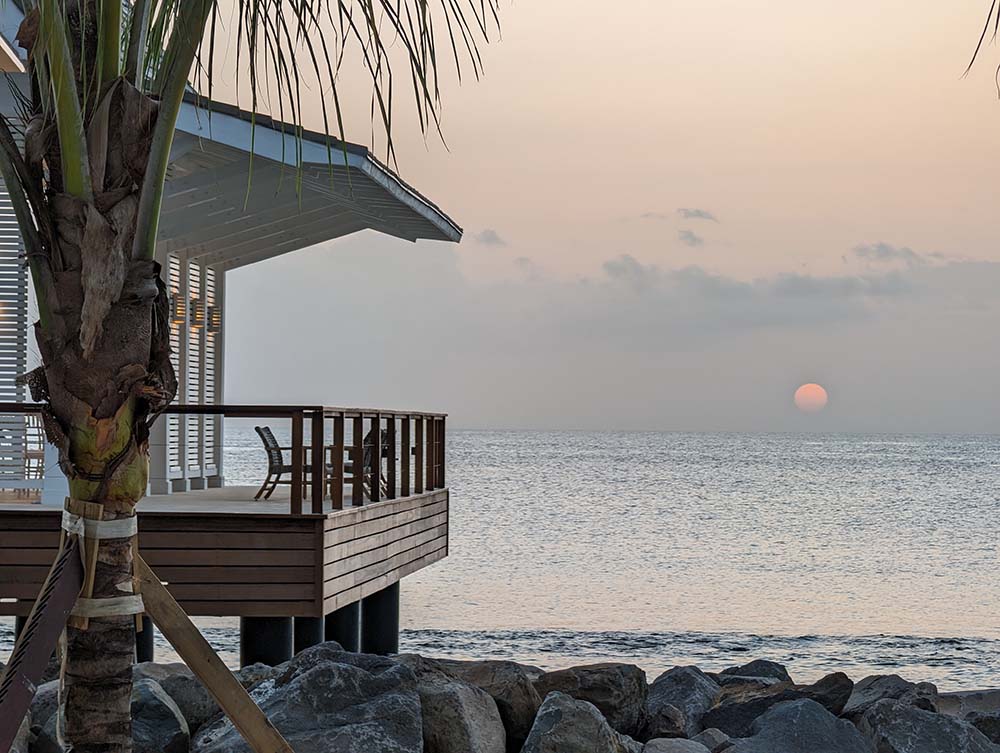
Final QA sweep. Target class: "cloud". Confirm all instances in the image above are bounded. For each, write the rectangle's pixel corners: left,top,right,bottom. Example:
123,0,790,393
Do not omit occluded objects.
853,242,924,267
227,238,1000,433
639,211,672,221
678,229,704,248
677,208,719,222
474,228,507,246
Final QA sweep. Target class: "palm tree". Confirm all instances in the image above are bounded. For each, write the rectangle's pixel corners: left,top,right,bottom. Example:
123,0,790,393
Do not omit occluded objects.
0,1,494,750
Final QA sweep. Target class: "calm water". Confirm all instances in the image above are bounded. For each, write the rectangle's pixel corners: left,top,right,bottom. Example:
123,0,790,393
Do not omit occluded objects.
4,429,999,690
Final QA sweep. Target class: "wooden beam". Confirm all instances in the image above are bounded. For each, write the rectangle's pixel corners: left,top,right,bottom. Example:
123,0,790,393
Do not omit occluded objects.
135,556,293,753
400,418,411,498
310,412,325,514
352,416,364,507
330,415,345,511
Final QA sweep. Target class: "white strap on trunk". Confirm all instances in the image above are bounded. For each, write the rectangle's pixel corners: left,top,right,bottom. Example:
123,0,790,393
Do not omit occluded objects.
71,594,145,618
61,510,137,539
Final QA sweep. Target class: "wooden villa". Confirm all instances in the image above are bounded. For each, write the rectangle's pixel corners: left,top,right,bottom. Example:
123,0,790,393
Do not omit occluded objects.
0,4,454,666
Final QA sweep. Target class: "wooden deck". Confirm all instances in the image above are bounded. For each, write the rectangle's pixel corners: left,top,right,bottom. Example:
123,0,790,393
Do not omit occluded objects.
0,487,448,618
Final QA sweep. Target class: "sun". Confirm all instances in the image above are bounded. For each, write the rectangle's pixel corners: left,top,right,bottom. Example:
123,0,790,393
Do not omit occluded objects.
794,383,829,413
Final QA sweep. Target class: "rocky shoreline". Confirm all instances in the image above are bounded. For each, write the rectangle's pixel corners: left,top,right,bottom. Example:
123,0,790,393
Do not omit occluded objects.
9,643,1000,752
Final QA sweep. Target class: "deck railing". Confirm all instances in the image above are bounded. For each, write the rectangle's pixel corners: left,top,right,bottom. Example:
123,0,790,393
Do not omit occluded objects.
0,403,447,516
169,405,447,514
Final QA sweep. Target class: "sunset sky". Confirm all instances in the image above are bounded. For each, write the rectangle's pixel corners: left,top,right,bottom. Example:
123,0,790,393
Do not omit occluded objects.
222,1,1000,432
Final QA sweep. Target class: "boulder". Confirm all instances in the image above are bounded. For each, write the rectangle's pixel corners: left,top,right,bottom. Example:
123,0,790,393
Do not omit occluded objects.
193,645,423,753
719,660,792,684
965,711,1000,744
533,662,648,737
859,699,1000,753
521,691,642,753
131,678,190,753
135,660,282,733
728,699,873,753
690,728,732,752
32,679,189,753
967,712,1000,744
712,675,782,691
644,702,686,739
12,714,30,753
644,740,711,753
437,658,542,753
702,673,853,738
940,690,1000,719
842,675,938,720
644,666,721,739
396,654,505,753
29,680,59,734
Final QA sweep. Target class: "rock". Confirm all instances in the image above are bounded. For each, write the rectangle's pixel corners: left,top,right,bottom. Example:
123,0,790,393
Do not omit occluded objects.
859,699,1000,753
802,672,854,715
521,691,642,753
437,658,543,753
644,740,712,753
534,662,648,737
644,666,721,739
131,679,190,753
135,660,282,733
193,645,423,753
729,699,873,753
235,662,283,692
967,712,1000,744
396,655,505,753
136,662,215,733
720,660,793,684
29,680,59,733
32,715,60,753
702,673,852,738
643,702,687,739
941,690,1000,718
712,675,782,691
12,714,30,753
690,728,732,752
843,675,938,720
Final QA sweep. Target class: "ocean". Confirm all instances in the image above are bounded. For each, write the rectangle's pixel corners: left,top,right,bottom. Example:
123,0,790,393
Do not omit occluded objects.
4,428,999,690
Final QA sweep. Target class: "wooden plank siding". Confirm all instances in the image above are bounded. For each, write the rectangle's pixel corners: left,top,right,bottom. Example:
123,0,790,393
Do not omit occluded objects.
0,489,448,618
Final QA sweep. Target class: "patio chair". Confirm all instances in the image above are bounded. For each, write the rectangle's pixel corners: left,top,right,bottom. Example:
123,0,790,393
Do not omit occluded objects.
339,426,391,499
254,426,307,500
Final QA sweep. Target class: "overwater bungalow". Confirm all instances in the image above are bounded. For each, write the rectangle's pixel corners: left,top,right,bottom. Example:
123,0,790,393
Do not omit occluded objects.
0,4,452,666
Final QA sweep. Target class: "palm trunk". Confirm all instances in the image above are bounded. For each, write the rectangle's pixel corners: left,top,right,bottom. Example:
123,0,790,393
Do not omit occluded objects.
30,209,174,751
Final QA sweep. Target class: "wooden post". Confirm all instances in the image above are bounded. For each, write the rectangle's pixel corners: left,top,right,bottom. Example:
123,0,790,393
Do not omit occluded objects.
414,417,424,494
438,417,446,488
400,417,411,497
370,414,382,503
352,416,364,506
325,601,360,652
386,415,397,499
425,417,435,490
360,582,400,655
290,412,304,515
310,411,325,514
330,414,344,511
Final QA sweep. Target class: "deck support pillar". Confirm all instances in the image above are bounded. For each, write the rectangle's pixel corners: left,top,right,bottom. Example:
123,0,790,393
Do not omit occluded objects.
136,616,155,663
360,582,400,655
14,615,26,638
293,617,324,654
240,617,293,667
325,602,360,652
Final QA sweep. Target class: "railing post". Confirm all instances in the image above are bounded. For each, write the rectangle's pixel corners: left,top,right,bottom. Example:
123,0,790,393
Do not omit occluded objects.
331,413,344,510
400,417,411,498
352,415,364,506
370,414,382,503
414,417,424,494
310,410,325,514
438,417,446,488
290,411,304,515
386,415,397,500
425,417,435,490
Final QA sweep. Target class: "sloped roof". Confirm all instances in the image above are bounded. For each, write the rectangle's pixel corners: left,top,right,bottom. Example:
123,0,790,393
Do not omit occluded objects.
160,94,462,271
